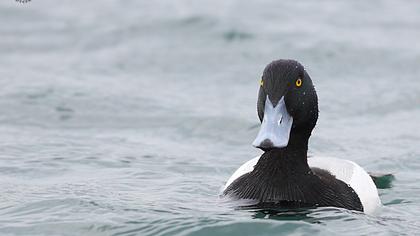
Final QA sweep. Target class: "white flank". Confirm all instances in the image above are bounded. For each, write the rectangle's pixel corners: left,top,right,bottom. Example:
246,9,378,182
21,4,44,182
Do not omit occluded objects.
308,157,382,214
222,156,260,192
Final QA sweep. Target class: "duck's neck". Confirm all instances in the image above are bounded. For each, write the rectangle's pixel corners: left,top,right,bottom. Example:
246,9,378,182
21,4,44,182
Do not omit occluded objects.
226,132,316,205
255,132,311,176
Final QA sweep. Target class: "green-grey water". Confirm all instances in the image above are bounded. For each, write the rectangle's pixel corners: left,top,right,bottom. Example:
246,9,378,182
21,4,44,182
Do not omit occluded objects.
1,0,420,235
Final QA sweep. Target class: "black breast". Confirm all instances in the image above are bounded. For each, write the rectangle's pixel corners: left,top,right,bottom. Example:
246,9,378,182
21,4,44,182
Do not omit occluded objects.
223,166,363,212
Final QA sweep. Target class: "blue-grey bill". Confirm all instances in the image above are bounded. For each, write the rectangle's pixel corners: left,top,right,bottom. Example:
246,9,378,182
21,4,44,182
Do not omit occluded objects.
252,96,293,149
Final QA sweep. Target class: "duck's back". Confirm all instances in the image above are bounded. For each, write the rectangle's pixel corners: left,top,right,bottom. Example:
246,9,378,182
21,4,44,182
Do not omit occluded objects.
308,157,381,214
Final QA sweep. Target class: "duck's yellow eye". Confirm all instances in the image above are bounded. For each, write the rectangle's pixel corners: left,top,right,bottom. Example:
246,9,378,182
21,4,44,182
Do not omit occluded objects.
260,79,264,86
296,78,302,87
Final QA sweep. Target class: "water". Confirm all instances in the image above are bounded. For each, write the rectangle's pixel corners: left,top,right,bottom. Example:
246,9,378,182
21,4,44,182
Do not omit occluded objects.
1,0,420,235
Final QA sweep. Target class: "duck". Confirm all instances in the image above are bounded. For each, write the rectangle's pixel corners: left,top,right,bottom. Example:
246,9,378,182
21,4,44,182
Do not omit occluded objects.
222,59,381,214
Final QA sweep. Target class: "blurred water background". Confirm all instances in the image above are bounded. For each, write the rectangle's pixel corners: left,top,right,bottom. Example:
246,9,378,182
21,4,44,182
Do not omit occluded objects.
1,0,420,235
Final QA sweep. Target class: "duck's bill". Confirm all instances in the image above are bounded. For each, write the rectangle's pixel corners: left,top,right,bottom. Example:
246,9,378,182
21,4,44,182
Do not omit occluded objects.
252,96,293,150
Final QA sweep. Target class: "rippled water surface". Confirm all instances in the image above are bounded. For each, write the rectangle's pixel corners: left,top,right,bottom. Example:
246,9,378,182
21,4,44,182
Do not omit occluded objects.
1,0,420,235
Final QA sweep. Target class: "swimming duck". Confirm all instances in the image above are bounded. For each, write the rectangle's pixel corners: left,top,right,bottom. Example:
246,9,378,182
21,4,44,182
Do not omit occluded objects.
222,59,381,214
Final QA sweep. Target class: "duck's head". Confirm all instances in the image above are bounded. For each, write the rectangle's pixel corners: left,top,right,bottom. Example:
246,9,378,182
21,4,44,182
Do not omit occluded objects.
252,59,318,151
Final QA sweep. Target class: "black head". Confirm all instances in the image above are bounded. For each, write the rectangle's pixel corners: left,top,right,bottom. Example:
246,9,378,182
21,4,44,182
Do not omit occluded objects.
253,59,318,150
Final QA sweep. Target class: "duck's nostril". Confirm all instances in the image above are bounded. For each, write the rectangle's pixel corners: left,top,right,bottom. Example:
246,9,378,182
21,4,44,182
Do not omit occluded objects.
278,116,283,126
258,139,274,151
